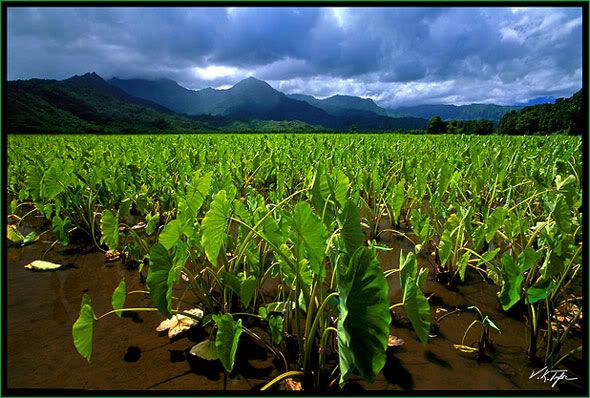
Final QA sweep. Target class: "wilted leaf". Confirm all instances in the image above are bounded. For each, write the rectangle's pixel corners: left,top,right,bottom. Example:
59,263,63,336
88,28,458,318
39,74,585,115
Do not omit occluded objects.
24,260,63,271
190,339,218,360
156,308,204,338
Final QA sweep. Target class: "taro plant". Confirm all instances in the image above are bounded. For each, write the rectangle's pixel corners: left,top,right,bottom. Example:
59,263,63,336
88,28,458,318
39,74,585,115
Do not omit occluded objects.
453,306,501,358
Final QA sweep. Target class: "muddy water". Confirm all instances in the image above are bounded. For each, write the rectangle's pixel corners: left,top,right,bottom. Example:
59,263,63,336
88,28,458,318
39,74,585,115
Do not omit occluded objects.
5,229,584,392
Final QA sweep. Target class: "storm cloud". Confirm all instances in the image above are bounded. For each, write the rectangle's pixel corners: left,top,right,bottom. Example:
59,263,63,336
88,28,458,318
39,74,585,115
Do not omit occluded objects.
7,6,583,107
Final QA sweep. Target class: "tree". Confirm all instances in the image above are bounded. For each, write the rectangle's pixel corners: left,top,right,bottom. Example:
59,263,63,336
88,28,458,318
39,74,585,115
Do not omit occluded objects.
427,116,446,134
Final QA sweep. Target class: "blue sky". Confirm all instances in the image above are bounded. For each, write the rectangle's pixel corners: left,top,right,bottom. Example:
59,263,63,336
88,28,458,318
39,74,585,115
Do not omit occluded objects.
7,7,583,108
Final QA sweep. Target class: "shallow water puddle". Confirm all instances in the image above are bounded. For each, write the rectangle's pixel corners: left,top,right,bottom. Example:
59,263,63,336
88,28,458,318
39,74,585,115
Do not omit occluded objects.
5,236,583,392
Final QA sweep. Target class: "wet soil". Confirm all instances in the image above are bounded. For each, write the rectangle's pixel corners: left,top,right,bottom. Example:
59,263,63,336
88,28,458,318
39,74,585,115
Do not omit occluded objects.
4,220,584,393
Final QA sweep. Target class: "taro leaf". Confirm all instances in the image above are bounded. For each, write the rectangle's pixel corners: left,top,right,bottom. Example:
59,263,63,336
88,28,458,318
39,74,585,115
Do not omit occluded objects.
471,224,486,251
337,247,390,387
213,314,243,372
390,179,405,222
477,248,500,267
291,201,328,276
332,169,351,208
555,174,578,208
147,243,173,318
111,279,126,317
438,230,453,268
268,315,284,345
436,163,454,198
52,215,70,246
541,250,565,279
166,242,189,311
72,293,96,362
145,213,160,236
22,231,37,246
402,276,431,345
311,164,332,217
258,306,268,320
100,210,119,251
498,253,523,311
159,219,185,250
485,207,506,243
417,267,429,289
27,167,43,202
261,216,285,248
24,260,63,271
337,200,364,257
7,225,24,245
190,339,219,361
526,278,556,305
399,251,417,293
201,190,232,266
182,172,212,221
220,271,242,296
42,164,65,200
519,247,541,273
482,316,501,333
410,209,430,244
552,194,571,233
239,276,257,308
458,251,470,281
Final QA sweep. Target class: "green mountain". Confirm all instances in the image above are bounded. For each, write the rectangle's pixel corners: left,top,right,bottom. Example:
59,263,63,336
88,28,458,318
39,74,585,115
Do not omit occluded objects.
498,89,583,135
389,103,523,121
109,76,427,131
6,73,322,134
288,93,388,117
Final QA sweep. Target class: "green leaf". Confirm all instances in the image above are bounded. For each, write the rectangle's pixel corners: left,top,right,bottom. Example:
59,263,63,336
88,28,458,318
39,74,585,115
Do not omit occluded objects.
485,207,506,243
100,210,119,251
399,251,417,293
458,251,470,281
258,306,268,320
497,253,524,311
555,174,578,208
291,201,328,275
402,276,431,345
42,164,65,200
145,212,160,236
213,314,243,372
190,339,219,361
410,209,430,244
390,179,405,222
52,215,70,246
526,279,556,305
337,247,391,387
438,230,453,268
337,200,364,257
159,219,184,250
22,231,37,246
477,248,500,266
201,190,232,265
111,279,126,317
417,267,429,289
268,315,284,345
220,271,242,295
72,294,96,362
147,243,173,318
239,276,257,308
552,194,571,233
183,172,212,221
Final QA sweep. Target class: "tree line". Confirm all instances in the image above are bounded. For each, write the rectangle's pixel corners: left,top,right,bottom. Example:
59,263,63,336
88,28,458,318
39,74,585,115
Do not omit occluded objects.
425,89,583,135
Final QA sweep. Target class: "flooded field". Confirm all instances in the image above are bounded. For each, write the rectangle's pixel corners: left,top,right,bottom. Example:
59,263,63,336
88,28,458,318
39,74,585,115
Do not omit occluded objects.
6,229,583,392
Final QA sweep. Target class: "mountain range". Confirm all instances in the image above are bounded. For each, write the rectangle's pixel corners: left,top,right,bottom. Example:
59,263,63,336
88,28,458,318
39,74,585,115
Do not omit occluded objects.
7,72,538,134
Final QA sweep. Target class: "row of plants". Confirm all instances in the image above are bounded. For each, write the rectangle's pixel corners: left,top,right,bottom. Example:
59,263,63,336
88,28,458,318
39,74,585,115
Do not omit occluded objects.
7,133,582,389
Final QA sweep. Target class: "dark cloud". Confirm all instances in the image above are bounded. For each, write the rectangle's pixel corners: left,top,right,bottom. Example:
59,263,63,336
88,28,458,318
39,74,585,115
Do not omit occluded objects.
7,6,582,107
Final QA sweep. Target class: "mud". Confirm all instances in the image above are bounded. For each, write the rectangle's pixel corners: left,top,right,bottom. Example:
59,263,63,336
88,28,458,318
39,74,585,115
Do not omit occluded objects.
4,221,584,393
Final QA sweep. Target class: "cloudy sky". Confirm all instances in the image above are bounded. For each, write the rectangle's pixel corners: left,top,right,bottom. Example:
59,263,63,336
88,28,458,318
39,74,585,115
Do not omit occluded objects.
7,7,583,108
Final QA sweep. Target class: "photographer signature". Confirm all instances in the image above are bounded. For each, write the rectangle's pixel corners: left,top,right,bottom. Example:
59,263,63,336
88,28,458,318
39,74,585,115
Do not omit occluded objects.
530,366,579,388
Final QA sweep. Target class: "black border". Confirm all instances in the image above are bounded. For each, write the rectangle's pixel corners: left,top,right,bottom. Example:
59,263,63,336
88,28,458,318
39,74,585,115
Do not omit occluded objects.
0,1,588,397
